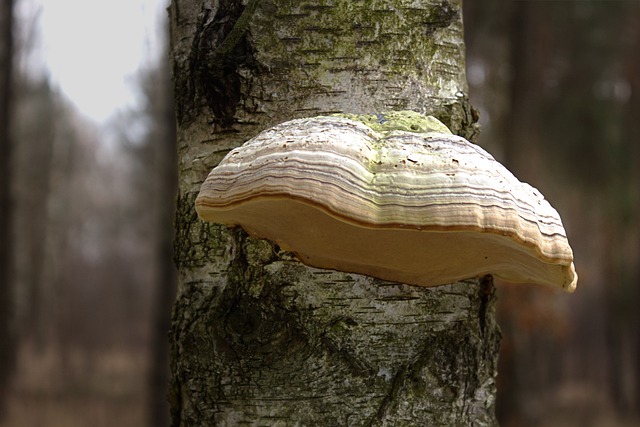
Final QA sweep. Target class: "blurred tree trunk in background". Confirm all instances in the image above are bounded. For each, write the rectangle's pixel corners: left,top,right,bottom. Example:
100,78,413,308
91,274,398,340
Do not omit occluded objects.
498,3,553,424
465,1,640,425
0,0,15,419
630,17,640,413
144,50,178,427
168,0,499,425
3,4,178,424
14,79,55,350
11,0,58,358
617,9,640,415
463,4,565,424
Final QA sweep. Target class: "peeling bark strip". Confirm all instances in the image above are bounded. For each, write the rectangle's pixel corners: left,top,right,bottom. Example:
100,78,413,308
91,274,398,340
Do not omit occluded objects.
169,0,498,425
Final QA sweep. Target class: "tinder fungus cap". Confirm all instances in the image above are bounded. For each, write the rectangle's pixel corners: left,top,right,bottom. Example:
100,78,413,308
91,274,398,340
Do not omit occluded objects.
195,112,577,292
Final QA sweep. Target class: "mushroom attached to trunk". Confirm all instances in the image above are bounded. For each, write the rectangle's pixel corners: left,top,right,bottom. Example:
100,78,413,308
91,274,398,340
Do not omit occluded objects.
195,112,577,292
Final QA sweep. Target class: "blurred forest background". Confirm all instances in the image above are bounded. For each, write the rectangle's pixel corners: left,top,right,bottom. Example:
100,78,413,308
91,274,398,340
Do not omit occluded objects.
0,1,638,426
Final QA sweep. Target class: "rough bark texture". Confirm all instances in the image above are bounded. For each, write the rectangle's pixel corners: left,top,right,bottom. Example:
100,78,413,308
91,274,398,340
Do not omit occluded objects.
168,0,498,425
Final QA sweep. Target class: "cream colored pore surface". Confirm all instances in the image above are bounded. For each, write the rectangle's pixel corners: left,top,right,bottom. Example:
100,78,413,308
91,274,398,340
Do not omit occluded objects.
197,197,575,291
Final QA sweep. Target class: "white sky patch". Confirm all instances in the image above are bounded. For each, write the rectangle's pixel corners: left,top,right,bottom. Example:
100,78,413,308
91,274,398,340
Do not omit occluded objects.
36,0,166,123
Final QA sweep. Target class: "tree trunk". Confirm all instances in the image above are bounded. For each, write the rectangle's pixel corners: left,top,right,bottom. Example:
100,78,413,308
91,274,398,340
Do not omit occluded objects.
168,0,499,425
0,0,15,419
147,55,179,427
14,79,55,350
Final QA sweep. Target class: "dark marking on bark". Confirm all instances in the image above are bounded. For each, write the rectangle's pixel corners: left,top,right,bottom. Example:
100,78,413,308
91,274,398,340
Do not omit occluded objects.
479,275,495,338
202,0,260,129
320,317,376,378
424,1,458,36
302,4,335,12
370,364,407,426
172,0,181,24
370,324,481,425
433,93,481,142
169,276,224,427
223,294,303,359
216,232,312,367
178,0,261,128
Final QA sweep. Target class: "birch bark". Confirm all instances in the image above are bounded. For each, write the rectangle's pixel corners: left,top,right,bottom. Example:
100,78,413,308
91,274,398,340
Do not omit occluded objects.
168,1,499,425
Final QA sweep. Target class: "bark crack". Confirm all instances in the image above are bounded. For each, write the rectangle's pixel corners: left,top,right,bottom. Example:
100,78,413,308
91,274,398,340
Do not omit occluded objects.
478,275,495,338
182,0,261,128
368,364,407,426
318,332,375,379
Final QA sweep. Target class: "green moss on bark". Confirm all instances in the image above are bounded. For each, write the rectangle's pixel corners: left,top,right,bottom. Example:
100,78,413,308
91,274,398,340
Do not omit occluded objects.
334,110,453,134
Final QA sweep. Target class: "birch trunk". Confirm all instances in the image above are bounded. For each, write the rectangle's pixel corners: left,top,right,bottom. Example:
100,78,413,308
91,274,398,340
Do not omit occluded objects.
168,0,500,425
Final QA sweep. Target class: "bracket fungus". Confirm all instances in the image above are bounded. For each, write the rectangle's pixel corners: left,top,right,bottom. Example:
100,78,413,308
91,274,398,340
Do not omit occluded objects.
195,111,577,292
